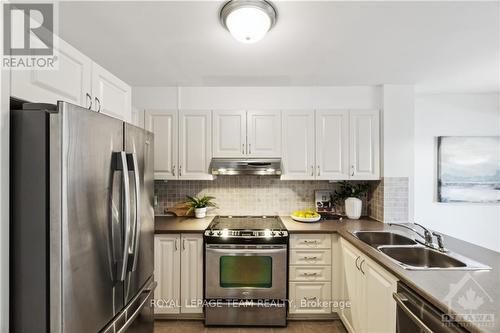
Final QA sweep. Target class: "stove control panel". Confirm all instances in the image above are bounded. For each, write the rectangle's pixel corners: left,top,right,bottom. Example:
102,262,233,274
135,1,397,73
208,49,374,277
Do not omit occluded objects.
204,229,288,238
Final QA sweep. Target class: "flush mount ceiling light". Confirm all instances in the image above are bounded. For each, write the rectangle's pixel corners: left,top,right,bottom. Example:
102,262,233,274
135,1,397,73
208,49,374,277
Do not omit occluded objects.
220,0,277,44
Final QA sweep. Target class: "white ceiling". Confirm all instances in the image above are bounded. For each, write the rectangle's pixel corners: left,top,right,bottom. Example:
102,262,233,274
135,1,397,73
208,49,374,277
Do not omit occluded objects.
59,1,499,92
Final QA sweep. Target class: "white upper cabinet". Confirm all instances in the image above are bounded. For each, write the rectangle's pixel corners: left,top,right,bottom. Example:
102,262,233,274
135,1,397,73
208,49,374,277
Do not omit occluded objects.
91,62,131,122
213,110,282,158
11,36,132,122
11,38,92,108
178,110,213,180
247,110,281,157
315,110,350,180
282,111,315,180
349,110,380,180
213,110,247,157
145,110,178,180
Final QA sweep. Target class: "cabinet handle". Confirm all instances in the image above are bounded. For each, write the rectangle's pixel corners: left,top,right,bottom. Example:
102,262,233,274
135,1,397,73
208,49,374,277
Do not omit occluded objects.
94,97,101,112
248,143,251,154
355,256,361,270
179,165,182,177
172,165,176,176
174,239,178,251
86,93,92,110
303,256,318,260
182,239,186,251
242,144,245,154
304,240,319,244
303,272,318,277
351,165,355,177
311,165,314,176
317,165,320,176
359,259,366,275
303,297,317,301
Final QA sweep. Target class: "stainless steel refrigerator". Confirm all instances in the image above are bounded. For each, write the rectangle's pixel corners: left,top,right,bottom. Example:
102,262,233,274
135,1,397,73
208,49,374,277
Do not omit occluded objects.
10,101,155,333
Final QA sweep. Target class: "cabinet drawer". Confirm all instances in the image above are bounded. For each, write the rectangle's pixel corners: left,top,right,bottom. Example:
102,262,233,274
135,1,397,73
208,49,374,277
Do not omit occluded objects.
290,249,332,266
289,282,332,314
289,266,332,282
290,234,331,249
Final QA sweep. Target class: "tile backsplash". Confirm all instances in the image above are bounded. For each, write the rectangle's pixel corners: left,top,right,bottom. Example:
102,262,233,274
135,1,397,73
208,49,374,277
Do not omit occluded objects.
368,177,409,223
155,177,373,216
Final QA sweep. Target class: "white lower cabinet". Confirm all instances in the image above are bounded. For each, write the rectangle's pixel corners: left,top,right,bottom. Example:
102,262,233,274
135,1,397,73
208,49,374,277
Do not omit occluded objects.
154,234,180,314
289,282,331,314
180,234,204,314
289,233,332,315
340,238,398,333
154,234,203,315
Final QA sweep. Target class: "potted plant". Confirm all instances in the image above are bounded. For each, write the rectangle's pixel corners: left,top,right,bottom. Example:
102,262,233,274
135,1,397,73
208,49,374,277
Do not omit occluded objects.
186,195,218,218
331,181,370,219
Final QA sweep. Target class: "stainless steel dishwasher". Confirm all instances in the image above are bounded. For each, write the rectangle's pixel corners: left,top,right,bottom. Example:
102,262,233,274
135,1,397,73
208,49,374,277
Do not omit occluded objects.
393,283,470,333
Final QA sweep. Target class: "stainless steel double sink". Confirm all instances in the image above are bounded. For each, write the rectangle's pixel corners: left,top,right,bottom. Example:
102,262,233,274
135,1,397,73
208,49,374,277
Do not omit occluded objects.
352,231,491,270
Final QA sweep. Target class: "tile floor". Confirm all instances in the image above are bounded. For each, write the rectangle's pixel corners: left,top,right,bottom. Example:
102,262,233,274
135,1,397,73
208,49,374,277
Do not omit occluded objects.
154,320,348,333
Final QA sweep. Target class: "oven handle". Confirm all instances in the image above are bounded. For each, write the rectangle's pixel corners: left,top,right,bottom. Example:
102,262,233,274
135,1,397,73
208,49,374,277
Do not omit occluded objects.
206,244,287,250
206,246,287,255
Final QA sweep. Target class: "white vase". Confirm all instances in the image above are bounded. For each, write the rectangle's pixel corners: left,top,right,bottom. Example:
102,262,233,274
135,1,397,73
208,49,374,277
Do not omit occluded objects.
345,198,362,219
194,207,207,218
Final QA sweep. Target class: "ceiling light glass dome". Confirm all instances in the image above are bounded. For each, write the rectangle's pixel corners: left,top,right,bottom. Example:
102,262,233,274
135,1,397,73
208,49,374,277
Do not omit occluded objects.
220,0,277,44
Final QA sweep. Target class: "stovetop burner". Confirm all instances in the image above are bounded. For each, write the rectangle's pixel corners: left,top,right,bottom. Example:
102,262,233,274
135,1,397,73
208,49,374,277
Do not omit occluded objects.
205,216,288,243
208,215,285,230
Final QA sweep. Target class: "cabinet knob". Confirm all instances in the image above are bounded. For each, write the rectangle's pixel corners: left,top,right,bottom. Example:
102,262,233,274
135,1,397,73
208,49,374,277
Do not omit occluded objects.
311,165,314,176
317,165,320,176
172,165,176,176
242,143,245,154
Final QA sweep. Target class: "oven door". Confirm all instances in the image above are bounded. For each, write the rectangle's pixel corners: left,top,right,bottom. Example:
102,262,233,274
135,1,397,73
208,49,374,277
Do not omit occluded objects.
205,244,287,300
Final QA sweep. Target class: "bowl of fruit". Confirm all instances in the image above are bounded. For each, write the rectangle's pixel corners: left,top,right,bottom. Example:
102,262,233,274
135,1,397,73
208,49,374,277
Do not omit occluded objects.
291,209,321,223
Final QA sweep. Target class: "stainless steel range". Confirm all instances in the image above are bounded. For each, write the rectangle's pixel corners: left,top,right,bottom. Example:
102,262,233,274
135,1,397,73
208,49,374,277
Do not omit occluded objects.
204,216,288,327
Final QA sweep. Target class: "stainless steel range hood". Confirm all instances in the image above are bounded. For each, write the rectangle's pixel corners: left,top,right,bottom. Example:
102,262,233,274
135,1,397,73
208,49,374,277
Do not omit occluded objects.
210,158,282,176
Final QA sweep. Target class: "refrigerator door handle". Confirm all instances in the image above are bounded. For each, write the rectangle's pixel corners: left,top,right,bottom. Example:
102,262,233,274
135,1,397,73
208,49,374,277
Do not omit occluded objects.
116,151,132,281
127,152,141,272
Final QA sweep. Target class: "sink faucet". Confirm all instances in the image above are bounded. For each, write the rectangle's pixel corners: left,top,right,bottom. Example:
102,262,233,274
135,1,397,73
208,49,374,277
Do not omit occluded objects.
388,222,434,247
432,232,447,252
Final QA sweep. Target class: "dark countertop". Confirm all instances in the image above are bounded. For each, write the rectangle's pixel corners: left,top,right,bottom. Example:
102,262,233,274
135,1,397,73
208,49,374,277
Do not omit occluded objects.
155,215,500,333
154,215,214,233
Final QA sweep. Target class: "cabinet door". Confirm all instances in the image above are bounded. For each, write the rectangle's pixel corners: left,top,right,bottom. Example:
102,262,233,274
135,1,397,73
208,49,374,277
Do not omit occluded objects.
11,38,92,108
213,110,247,157
362,259,397,333
315,110,349,180
281,111,315,180
349,110,380,180
289,282,332,314
247,110,281,157
180,234,204,314
179,110,213,180
154,235,180,314
145,110,178,180
340,239,362,333
91,62,131,122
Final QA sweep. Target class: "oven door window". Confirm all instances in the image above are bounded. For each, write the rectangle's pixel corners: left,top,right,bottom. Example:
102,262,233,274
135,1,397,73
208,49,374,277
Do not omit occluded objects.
220,256,272,288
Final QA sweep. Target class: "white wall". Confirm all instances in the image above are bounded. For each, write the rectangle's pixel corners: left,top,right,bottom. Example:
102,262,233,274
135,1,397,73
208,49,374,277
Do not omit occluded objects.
414,93,500,252
132,86,381,111
382,85,415,218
